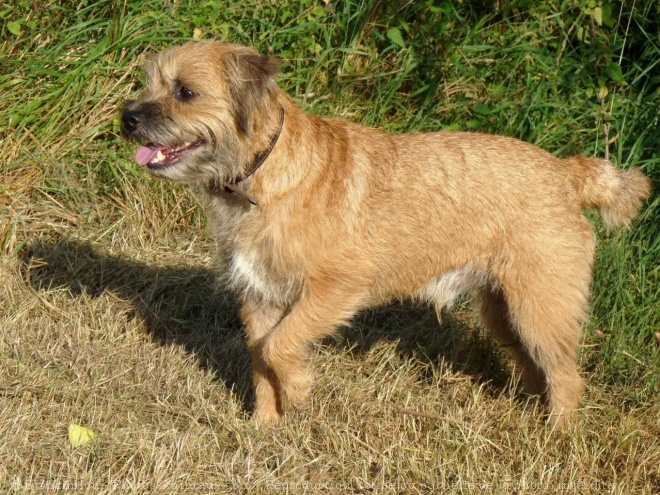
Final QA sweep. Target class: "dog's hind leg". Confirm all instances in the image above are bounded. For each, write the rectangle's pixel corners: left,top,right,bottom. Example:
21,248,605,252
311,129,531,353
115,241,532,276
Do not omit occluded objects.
494,248,592,427
478,286,546,396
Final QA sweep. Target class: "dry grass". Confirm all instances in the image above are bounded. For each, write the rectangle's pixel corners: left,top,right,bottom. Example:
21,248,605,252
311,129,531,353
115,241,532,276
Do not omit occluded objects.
2,168,659,494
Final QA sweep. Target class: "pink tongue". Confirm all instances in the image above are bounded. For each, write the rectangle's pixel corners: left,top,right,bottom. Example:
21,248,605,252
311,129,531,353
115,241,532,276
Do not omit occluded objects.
135,145,162,166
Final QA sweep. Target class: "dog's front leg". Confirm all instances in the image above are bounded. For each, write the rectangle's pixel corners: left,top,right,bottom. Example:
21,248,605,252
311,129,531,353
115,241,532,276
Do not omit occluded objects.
259,283,364,417
240,296,287,426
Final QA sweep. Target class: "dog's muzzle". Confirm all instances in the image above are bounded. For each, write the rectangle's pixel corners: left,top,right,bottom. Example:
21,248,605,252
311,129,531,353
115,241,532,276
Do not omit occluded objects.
121,109,143,135
120,100,163,139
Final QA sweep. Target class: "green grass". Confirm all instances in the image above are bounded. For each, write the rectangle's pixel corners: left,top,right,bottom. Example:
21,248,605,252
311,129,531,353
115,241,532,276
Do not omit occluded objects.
1,1,659,493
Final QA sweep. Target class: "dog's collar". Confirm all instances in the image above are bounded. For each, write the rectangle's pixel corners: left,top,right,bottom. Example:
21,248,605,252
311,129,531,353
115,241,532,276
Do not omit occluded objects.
224,106,285,206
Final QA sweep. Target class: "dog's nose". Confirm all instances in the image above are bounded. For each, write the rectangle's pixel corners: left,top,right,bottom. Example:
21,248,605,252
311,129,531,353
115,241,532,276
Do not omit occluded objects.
122,110,142,134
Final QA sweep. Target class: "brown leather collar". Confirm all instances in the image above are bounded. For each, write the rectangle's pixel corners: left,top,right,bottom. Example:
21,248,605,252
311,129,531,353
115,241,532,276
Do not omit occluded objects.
224,106,285,206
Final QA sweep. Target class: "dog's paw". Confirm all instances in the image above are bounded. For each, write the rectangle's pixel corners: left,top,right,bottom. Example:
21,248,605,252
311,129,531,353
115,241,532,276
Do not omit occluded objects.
279,378,312,411
252,406,283,428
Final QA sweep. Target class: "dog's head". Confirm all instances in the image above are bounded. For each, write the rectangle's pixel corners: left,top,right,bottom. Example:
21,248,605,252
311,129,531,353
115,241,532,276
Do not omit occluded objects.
121,41,279,183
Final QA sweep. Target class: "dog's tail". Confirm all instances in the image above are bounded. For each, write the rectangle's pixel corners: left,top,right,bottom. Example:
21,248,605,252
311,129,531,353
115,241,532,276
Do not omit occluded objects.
565,155,652,228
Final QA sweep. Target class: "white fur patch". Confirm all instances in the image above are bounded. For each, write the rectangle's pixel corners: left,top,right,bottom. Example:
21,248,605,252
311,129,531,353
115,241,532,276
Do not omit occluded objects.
228,250,300,305
229,252,273,300
417,268,488,309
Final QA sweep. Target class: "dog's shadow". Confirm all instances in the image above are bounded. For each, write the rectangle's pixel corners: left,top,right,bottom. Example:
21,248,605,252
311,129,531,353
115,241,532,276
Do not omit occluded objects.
19,238,511,414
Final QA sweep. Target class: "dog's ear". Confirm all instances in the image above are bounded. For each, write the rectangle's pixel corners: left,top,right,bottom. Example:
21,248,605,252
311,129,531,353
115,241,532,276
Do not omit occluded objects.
225,50,279,135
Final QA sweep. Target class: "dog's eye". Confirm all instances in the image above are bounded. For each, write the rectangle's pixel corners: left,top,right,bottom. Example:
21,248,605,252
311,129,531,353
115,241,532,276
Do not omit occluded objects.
174,83,195,102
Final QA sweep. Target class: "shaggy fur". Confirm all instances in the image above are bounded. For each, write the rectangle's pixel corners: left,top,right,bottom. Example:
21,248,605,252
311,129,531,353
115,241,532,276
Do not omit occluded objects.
122,41,651,427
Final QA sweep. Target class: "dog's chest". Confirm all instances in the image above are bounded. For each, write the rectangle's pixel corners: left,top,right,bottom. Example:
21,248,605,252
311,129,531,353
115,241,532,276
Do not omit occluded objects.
205,194,302,305
229,249,277,299
226,229,301,306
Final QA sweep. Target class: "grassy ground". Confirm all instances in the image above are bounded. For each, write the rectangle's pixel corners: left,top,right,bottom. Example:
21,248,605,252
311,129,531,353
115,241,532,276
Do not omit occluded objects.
1,1,659,493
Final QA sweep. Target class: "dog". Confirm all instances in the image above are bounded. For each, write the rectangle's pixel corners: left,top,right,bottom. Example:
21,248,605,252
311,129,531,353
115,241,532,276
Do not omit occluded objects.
121,41,651,427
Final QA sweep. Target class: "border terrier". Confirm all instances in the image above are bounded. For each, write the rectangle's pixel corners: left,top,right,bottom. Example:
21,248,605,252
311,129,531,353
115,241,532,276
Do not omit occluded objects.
121,41,651,427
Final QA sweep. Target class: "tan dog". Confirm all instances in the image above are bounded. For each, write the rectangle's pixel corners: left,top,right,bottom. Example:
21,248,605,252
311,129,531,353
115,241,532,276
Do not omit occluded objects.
122,41,651,427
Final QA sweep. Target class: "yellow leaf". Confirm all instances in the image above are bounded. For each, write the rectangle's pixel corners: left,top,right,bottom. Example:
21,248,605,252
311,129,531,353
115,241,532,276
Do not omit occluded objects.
193,28,202,39
68,424,97,448
598,86,608,100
